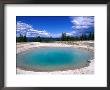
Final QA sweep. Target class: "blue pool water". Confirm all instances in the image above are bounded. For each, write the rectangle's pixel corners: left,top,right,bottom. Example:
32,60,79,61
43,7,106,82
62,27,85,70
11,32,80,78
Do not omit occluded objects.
17,47,94,71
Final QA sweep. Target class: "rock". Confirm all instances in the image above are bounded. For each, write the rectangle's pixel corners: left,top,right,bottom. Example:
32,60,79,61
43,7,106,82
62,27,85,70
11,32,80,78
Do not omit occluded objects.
87,60,91,63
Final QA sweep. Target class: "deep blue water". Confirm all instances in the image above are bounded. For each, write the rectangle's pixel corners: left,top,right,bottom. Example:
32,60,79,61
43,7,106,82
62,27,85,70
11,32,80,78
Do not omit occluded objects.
17,47,94,71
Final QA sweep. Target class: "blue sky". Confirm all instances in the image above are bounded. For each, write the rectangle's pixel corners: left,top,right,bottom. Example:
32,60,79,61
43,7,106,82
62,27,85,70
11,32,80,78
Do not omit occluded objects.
16,16,94,38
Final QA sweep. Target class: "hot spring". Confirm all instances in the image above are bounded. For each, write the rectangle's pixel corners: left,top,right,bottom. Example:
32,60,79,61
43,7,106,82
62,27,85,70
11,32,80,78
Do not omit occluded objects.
17,47,94,71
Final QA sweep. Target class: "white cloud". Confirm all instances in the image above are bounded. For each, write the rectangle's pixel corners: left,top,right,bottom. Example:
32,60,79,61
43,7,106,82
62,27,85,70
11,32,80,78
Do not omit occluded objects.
16,21,33,32
17,18,93,38
66,31,78,36
51,33,61,38
16,21,51,37
71,16,94,29
66,33,73,36
37,30,51,37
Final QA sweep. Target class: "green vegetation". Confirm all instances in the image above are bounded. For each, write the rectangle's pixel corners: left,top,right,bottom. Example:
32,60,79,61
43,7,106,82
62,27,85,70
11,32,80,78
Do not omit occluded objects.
33,36,42,42
16,32,94,42
61,32,94,41
16,34,27,42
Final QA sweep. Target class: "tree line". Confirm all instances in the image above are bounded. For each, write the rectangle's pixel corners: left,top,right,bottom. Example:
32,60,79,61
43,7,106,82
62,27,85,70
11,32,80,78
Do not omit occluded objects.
61,32,94,41
16,32,94,42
